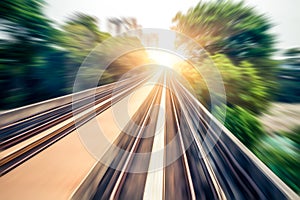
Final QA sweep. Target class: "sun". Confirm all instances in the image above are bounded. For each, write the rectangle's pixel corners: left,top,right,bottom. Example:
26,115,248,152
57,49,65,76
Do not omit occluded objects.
147,49,181,68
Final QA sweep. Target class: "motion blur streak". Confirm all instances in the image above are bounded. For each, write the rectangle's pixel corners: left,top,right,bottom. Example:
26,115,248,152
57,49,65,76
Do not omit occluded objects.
0,69,298,199
1,0,300,199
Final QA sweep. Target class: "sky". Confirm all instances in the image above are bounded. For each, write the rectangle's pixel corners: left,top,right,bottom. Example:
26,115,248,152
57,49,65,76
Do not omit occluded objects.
45,0,300,50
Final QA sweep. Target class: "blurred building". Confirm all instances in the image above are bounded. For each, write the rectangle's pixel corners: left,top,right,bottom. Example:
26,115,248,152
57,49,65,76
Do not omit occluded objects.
106,17,142,36
106,17,158,47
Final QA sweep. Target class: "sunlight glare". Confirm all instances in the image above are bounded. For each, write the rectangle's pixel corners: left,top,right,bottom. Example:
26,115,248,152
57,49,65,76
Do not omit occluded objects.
147,49,181,69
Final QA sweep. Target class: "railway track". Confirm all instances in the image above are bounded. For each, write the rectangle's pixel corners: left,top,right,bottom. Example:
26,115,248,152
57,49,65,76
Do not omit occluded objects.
0,72,152,176
0,69,298,199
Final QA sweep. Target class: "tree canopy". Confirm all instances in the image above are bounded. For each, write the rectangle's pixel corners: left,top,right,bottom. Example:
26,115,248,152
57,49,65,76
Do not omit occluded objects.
60,12,111,63
0,2,114,109
172,0,277,114
172,0,276,62
0,0,56,108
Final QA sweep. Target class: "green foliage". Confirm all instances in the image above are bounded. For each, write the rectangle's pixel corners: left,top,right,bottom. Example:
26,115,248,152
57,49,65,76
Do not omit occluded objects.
0,0,57,108
76,35,150,90
173,2,298,191
66,13,100,35
172,0,277,108
0,0,55,45
0,0,148,110
0,2,114,109
281,126,300,145
179,53,269,114
60,12,111,63
100,36,149,75
211,54,269,114
61,23,98,62
173,0,276,62
253,131,300,194
215,105,265,148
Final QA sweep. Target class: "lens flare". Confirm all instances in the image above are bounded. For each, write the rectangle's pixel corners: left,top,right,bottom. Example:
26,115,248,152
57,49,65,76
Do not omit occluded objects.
147,49,181,69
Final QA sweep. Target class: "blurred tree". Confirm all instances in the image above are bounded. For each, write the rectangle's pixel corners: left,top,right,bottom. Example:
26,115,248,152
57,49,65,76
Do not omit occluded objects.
172,0,276,62
215,105,265,148
58,13,112,91
76,35,151,89
0,3,114,109
0,0,57,108
177,53,269,114
102,36,150,76
173,2,299,193
253,130,300,193
59,15,150,90
211,54,269,113
60,13,111,63
0,0,54,43
173,1,278,113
